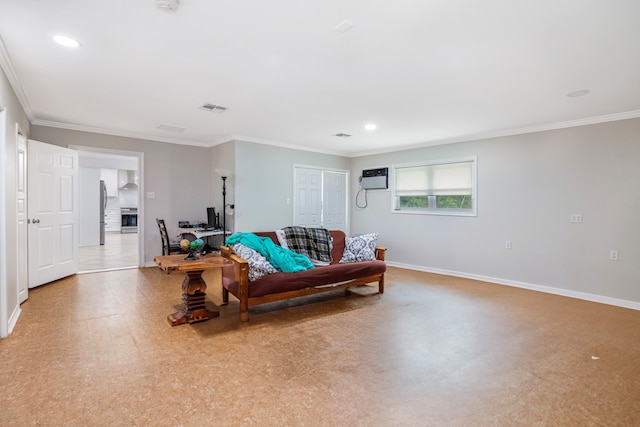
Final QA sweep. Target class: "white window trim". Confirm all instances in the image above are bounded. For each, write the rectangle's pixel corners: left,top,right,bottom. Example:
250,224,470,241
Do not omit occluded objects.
391,155,477,217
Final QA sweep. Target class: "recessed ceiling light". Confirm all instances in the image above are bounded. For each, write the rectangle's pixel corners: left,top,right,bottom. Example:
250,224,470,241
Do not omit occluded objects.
53,35,80,48
365,123,377,131
566,89,590,98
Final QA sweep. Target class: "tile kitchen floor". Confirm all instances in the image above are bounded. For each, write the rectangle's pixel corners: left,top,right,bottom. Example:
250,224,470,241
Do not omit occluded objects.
77,232,139,272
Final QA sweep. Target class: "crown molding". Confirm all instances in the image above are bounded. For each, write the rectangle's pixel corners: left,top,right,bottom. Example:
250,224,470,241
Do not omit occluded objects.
350,110,640,157
0,35,34,121
32,109,640,158
31,119,216,148
230,134,346,157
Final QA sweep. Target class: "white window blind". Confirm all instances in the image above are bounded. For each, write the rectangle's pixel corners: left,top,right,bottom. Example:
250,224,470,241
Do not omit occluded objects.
396,161,472,196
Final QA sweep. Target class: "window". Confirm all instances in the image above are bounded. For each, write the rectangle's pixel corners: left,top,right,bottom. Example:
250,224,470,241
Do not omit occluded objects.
393,156,477,216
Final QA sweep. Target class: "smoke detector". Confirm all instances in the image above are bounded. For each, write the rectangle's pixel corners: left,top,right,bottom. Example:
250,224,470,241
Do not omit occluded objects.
155,0,179,12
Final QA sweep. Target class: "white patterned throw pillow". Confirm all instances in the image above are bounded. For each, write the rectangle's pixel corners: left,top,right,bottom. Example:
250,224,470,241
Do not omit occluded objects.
231,243,277,281
339,233,379,263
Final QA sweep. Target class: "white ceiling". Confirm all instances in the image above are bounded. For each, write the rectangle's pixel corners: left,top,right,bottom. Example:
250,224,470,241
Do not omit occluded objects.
1,0,639,157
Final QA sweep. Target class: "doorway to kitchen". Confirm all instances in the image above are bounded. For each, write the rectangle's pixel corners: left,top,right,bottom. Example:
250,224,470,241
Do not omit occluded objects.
72,146,144,273
77,232,138,271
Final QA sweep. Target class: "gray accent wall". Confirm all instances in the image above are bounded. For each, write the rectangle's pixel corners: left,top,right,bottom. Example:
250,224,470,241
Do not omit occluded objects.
350,118,640,306
232,140,350,232
210,141,235,232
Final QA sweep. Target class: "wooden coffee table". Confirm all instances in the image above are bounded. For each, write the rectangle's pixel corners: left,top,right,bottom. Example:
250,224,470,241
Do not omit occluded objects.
155,253,233,326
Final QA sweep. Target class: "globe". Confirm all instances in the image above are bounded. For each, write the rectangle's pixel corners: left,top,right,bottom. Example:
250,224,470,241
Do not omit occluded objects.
190,238,205,253
179,239,191,252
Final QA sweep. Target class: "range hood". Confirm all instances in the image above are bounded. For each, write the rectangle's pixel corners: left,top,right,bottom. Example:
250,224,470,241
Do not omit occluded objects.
119,170,138,190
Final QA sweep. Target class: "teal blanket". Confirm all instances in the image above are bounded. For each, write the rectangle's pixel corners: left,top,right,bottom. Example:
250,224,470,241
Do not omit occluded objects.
226,232,314,273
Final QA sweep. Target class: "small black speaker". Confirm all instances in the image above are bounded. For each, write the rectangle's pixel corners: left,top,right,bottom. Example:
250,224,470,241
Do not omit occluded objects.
207,207,216,228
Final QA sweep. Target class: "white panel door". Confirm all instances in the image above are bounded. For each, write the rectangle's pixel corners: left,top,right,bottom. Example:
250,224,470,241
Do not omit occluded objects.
17,134,28,303
28,140,78,288
322,171,347,232
294,167,347,231
294,168,322,227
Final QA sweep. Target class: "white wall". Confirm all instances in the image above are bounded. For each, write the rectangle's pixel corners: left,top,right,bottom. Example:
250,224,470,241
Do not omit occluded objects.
79,167,101,246
118,187,138,208
0,63,30,337
350,118,640,306
79,155,137,170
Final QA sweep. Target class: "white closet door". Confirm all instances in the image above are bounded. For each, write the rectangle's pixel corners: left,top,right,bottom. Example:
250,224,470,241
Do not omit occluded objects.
294,167,347,232
294,168,322,228
322,171,347,232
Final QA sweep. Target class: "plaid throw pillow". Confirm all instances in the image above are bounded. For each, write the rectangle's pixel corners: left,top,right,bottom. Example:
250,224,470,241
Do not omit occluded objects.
281,226,332,264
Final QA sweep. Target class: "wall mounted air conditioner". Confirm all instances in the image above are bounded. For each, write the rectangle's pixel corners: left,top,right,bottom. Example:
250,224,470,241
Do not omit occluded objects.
361,167,388,190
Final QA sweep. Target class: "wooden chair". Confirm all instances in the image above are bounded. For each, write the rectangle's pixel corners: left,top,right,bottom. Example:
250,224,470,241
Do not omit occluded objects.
156,218,182,256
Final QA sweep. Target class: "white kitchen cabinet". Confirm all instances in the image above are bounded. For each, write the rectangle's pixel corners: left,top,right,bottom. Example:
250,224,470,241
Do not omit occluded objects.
104,208,121,232
100,168,118,197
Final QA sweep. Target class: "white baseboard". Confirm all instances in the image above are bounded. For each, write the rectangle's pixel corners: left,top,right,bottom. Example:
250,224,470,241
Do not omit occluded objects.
386,261,640,311
7,305,21,335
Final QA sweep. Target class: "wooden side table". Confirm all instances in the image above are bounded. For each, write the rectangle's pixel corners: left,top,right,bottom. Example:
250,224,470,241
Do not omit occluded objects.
155,253,233,326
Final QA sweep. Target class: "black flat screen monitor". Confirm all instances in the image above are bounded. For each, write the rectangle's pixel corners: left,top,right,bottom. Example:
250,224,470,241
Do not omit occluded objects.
207,207,217,229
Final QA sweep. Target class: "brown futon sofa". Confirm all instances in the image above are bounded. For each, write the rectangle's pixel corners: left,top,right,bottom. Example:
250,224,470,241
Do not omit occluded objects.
220,230,386,321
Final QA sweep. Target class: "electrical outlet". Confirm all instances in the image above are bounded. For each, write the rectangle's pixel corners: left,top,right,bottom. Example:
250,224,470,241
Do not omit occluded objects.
505,241,512,249
570,214,583,223
610,250,619,261
146,192,156,199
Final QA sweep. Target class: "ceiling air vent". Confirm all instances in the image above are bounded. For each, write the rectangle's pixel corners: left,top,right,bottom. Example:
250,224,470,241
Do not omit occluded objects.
155,0,179,12
335,20,355,33
158,123,186,132
333,133,352,138
199,103,228,113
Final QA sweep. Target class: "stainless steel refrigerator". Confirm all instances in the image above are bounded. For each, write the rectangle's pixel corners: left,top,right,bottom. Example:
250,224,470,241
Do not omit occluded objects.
100,180,106,245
